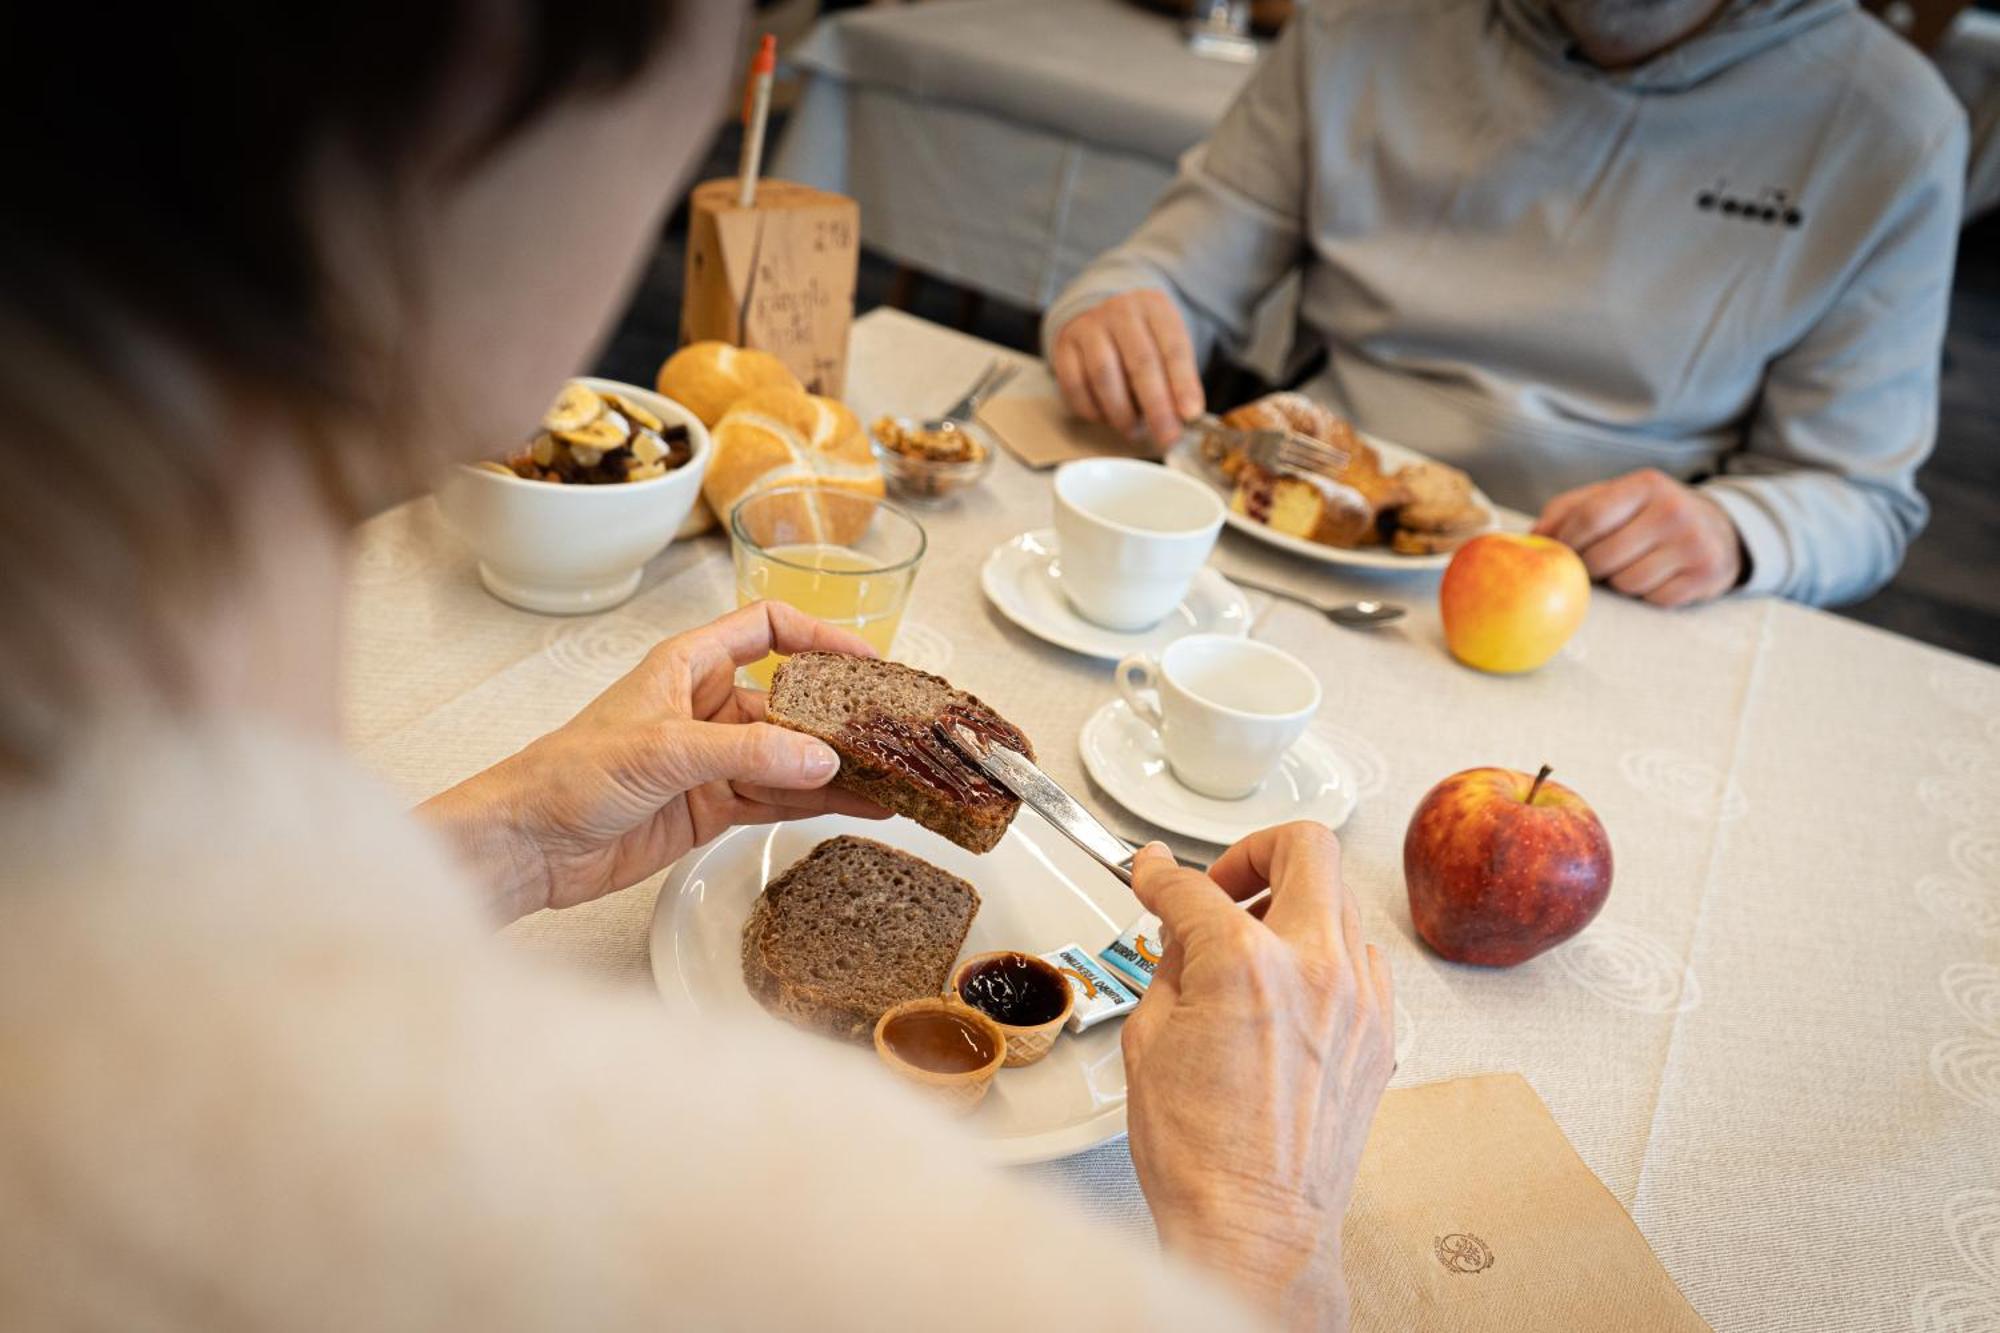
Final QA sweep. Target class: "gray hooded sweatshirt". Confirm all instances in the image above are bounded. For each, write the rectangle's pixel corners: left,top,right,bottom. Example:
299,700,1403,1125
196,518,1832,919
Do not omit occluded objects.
1043,0,1968,606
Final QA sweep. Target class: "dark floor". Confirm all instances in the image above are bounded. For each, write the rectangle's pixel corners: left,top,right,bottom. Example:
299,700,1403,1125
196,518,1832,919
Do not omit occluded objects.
597,123,2000,665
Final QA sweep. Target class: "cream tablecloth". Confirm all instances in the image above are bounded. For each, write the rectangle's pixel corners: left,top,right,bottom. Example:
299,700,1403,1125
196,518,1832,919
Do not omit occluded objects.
345,308,2000,1333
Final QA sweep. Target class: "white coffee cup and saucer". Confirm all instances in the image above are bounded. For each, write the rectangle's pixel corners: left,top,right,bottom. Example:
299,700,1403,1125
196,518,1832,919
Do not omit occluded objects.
981,459,1249,659
1079,634,1357,845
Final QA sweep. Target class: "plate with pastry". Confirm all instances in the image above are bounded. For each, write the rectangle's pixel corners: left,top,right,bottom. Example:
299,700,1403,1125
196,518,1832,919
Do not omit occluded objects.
648,653,1138,1164
1165,391,1497,569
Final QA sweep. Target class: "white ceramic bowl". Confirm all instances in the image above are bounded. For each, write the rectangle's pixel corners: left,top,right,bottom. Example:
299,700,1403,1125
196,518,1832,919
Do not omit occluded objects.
435,377,712,615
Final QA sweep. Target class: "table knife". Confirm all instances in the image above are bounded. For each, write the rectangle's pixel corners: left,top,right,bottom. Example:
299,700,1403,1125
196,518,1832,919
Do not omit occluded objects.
940,723,1136,885
940,724,1280,920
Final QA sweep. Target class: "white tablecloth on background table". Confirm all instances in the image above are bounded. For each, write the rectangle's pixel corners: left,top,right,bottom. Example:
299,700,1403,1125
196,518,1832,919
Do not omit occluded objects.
771,0,1260,312
346,308,2000,1332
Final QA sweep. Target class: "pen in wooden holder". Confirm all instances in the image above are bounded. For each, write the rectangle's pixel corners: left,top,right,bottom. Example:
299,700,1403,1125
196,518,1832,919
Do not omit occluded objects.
737,34,776,207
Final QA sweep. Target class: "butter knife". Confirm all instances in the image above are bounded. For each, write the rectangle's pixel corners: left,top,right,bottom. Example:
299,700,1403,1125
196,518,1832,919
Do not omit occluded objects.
941,723,1137,885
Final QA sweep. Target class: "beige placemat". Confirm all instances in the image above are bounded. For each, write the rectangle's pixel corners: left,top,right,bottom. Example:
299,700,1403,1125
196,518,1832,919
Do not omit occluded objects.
1344,1073,1709,1332
978,391,1155,468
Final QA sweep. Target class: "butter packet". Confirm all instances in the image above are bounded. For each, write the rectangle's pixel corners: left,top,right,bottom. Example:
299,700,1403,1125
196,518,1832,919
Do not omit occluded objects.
1041,944,1141,1033
1099,912,1164,994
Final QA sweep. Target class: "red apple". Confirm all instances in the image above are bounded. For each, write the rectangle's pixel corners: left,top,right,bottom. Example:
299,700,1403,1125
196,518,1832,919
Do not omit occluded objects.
1404,765,1612,967
1440,533,1589,674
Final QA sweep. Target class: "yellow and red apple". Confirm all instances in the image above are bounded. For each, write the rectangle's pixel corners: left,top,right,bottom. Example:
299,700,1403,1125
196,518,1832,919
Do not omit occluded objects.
1439,533,1589,673
1404,765,1612,967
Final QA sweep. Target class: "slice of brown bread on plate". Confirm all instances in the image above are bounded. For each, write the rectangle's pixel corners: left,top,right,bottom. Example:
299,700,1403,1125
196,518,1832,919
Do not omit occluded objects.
741,835,981,1042
767,652,1033,854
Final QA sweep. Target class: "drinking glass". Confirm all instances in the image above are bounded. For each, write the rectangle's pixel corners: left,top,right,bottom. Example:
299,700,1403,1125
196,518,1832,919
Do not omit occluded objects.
729,485,926,687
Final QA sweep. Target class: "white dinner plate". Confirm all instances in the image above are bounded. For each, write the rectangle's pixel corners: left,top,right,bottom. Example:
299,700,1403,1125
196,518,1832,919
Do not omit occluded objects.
980,528,1250,660
1080,699,1358,845
1164,433,1498,571
648,813,1137,1164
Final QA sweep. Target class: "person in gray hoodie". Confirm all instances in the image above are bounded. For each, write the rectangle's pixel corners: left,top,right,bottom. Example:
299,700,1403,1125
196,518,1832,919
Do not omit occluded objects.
1044,0,1968,608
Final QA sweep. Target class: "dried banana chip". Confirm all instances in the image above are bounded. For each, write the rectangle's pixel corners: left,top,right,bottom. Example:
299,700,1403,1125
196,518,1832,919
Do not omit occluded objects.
630,429,668,464
471,459,516,476
543,382,603,433
601,391,662,434
491,382,682,484
556,409,629,451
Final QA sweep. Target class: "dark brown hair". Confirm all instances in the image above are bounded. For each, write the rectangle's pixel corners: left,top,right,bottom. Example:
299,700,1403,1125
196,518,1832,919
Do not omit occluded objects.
0,1,689,771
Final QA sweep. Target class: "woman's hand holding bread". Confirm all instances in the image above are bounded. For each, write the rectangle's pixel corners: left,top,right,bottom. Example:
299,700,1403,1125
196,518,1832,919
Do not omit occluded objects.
1121,825,1395,1332
419,602,888,921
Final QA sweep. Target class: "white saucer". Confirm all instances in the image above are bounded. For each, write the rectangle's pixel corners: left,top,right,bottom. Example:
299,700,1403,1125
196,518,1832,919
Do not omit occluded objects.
980,529,1250,661
1079,699,1358,845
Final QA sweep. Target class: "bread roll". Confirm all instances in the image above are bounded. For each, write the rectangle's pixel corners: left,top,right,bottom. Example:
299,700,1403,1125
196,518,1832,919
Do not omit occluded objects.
655,341,801,428
674,497,718,539
705,385,885,546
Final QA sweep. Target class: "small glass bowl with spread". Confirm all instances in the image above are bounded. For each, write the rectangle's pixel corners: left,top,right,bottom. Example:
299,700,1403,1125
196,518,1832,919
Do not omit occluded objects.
870,415,996,504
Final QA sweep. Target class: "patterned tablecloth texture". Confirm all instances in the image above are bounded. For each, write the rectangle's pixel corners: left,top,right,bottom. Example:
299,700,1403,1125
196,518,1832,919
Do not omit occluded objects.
345,309,2000,1333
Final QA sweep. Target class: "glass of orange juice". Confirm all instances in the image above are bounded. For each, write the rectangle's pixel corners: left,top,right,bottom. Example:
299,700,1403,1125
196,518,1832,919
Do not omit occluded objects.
729,484,927,688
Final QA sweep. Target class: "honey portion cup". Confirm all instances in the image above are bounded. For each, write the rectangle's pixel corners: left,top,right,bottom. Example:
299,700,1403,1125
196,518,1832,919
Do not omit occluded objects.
873,998,1007,1113
950,951,1076,1068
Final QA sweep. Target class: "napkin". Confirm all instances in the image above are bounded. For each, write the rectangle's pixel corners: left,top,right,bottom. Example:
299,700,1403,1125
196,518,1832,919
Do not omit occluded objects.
977,390,1157,469
1342,1074,1710,1332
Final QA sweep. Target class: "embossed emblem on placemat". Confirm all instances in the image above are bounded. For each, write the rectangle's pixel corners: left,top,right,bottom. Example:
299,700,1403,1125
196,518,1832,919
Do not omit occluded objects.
1434,1232,1495,1275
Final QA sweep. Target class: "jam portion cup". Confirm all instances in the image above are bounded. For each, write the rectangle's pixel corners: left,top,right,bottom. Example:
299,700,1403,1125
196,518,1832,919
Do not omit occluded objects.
873,997,1007,1113
951,951,1076,1068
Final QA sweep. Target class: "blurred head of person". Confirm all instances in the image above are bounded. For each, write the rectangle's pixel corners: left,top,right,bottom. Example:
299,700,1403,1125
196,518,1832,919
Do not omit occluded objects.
1548,0,1730,67
0,1,737,774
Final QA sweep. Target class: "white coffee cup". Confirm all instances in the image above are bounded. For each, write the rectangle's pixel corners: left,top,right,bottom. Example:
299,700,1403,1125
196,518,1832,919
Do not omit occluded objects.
1053,458,1224,632
1116,636,1322,800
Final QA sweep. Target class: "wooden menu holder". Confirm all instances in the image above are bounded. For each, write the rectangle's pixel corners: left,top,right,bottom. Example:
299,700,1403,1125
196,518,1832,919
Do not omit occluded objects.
680,178,860,397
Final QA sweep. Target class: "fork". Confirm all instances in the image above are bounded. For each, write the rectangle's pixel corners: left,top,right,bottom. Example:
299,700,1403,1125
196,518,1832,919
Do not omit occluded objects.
1244,430,1352,480
922,359,1021,432
1189,414,1350,476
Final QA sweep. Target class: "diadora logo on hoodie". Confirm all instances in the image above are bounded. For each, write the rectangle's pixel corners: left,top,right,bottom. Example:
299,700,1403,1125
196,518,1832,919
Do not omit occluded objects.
1696,181,1804,229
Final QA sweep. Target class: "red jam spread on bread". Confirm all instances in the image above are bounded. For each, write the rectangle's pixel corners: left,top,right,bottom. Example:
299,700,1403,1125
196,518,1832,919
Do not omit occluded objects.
835,705,1024,808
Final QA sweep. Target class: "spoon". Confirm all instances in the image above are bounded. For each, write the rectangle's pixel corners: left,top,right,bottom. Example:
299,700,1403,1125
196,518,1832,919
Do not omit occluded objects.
1226,574,1406,628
